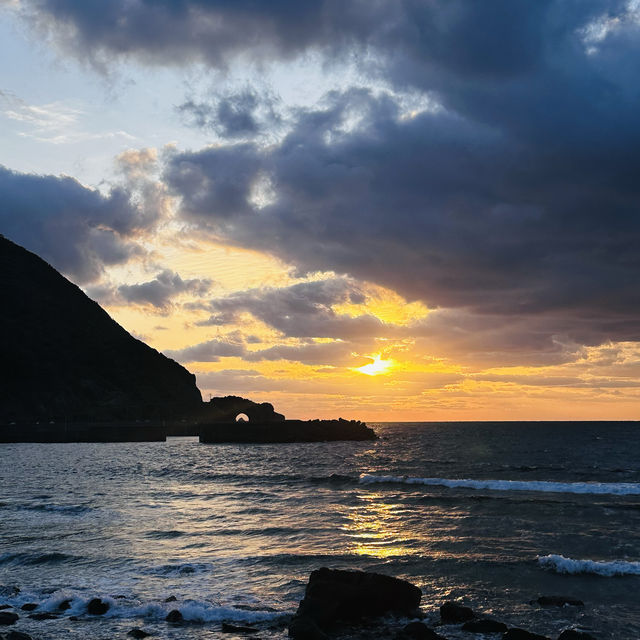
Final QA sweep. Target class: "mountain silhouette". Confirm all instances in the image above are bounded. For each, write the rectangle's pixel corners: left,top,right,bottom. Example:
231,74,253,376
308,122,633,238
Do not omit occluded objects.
0,234,202,422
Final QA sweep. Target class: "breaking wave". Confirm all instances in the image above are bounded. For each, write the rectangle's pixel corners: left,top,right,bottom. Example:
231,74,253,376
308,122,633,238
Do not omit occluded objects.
0,590,288,625
359,474,640,495
538,554,640,576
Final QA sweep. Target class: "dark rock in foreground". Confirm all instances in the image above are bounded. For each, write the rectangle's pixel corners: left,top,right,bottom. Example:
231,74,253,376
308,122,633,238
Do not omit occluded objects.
557,631,596,640
289,568,422,637
462,618,508,633
128,629,151,638
87,598,109,615
166,610,184,623
440,601,475,623
0,612,18,625
399,621,447,639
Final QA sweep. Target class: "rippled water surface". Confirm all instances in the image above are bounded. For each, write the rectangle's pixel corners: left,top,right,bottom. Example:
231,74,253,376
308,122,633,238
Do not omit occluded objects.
1,422,640,639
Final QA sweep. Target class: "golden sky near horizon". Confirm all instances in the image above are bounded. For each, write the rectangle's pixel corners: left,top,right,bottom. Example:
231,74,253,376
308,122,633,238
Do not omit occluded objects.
97,228,640,422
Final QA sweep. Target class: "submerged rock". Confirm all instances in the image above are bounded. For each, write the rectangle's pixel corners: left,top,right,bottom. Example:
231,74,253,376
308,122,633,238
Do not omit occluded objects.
164,596,177,603
399,621,447,639
536,596,583,608
87,598,109,615
28,612,58,620
557,631,597,640
58,599,72,611
462,618,508,633
19,604,37,612
503,628,551,640
291,567,421,634
127,628,151,638
0,612,19,625
440,601,475,623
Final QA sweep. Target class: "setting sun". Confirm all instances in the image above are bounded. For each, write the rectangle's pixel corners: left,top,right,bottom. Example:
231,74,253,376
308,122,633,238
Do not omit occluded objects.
356,354,393,376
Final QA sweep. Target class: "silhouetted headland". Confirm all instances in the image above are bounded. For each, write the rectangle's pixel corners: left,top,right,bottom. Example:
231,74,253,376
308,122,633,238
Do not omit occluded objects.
0,235,375,443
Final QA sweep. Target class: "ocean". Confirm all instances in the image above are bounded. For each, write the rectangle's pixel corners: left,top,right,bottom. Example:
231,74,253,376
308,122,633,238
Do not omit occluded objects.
1,421,639,639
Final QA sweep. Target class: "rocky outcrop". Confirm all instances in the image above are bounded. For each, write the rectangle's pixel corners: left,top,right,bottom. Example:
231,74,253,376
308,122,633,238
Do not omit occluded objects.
196,396,285,422
0,235,201,423
289,568,421,637
199,419,376,443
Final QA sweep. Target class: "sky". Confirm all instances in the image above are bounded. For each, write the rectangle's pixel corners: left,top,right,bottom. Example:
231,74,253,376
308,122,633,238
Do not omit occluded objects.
1,0,640,421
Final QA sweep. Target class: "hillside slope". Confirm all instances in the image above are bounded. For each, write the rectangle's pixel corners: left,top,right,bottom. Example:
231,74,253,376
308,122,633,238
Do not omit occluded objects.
0,235,202,422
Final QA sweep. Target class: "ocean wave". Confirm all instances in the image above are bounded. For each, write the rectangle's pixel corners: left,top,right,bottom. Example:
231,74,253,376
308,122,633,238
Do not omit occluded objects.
143,530,186,539
0,552,78,566
359,474,640,495
2,590,288,625
146,562,214,576
538,554,640,576
24,503,92,515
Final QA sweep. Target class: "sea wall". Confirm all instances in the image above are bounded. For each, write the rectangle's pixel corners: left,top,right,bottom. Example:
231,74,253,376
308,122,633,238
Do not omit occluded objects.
0,419,376,443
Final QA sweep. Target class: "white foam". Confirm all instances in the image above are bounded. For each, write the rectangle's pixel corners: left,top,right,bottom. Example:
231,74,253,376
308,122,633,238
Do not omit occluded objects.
0,588,288,624
359,474,640,495
107,600,285,623
538,554,640,577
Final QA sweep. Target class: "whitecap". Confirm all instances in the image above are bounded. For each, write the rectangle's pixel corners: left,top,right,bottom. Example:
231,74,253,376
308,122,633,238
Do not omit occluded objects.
537,554,640,576
359,474,640,495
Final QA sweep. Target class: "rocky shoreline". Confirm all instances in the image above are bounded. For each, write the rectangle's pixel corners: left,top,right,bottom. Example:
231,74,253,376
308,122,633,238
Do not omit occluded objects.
0,569,600,640
286,568,597,640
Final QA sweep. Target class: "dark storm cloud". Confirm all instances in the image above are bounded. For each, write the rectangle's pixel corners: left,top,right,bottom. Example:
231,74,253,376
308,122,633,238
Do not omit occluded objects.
0,165,149,283
19,1,640,350
163,66,640,349
117,270,212,309
23,0,382,67
196,278,389,339
166,335,358,366
88,270,212,309
178,88,281,139
167,143,262,219
165,338,246,362
22,1,621,81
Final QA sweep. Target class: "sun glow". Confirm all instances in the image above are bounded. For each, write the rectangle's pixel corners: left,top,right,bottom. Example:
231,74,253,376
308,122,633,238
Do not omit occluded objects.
356,354,393,376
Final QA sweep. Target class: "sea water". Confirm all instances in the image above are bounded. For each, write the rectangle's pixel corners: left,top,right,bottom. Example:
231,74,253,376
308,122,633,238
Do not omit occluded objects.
1,421,640,639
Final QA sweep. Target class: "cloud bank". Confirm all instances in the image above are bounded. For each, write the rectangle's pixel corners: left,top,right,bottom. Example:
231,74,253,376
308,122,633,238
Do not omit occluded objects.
0,165,148,283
